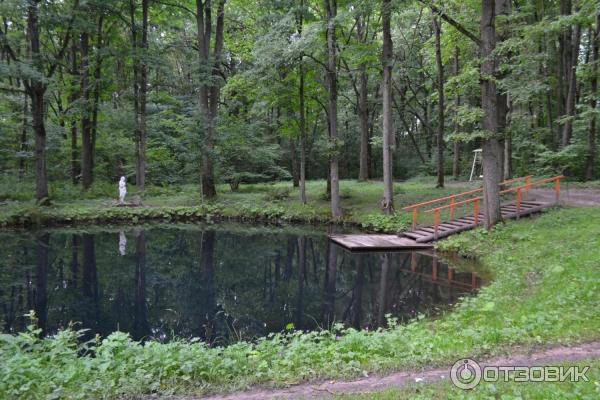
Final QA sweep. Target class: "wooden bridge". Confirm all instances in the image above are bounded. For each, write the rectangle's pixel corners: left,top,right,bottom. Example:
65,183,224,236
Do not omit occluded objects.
330,175,563,251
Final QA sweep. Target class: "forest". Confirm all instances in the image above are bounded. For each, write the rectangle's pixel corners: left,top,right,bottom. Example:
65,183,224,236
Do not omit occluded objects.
1,0,598,225
2,1,600,398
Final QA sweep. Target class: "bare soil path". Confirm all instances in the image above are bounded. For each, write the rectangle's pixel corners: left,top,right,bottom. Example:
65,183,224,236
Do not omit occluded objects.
188,341,600,399
528,187,600,207
445,181,600,207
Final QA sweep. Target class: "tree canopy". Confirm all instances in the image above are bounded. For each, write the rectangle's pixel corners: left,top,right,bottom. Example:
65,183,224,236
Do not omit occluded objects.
1,0,598,222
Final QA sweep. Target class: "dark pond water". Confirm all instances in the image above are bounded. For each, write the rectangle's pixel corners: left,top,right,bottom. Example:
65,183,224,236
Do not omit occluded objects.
0,224,485,344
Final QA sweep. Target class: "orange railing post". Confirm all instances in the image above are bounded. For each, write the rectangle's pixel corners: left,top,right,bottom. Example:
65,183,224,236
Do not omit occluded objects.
473,198,480,225
555,176,561,203
412,207,418,230
516,187,522,219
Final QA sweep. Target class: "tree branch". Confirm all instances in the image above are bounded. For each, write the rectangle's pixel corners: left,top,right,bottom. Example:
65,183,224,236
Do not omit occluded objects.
47,0,80,79
420,1,481,46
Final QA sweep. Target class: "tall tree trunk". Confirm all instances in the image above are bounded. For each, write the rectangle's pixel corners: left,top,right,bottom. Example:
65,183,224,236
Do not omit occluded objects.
196,0,225,200
324,0,342,218
433,14,444,188
18,94,28,180
452,47,460,179
138,0,148,192
290,138,299,187
555,0,571,148
381,0,394,214
90,15,104,171
481,0,502,229
298,16,306,204
586,14,599,180
561,22,581,147
130,0,141,189
69,43,79,184
27,1,49,201
357,14,370,181
495,0,510,179
80,31,93,190
358,65,370,181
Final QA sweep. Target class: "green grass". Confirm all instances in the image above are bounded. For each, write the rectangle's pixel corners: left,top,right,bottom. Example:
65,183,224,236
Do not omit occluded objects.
341,360,600,399
0,178,478,231
1,207,599,398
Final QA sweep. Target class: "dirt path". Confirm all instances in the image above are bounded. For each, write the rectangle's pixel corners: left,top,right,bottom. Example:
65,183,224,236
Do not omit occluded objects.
198,341,600,399
528,187,600,207
445,181,600,207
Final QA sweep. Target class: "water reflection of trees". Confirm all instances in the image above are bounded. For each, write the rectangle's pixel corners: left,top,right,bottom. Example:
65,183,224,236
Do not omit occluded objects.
0,227,482,343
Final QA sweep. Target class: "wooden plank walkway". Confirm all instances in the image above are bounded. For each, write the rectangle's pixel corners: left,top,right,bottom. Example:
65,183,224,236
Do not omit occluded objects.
403,200,549,243
329,234,433,251
329,200,551,251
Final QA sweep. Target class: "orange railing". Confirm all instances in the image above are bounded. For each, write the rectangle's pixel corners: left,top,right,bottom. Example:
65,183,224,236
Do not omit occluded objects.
421,175,563,239
401,176,532,230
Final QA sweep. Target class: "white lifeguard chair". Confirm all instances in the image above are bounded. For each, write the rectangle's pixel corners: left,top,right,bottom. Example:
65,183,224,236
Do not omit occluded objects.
469,149,483,181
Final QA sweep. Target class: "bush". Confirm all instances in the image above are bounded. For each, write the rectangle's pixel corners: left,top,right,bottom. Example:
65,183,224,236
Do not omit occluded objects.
264,186,290,201
360,212,411,233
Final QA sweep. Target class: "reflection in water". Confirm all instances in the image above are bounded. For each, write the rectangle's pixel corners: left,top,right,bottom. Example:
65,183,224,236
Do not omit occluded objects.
0,225,485,344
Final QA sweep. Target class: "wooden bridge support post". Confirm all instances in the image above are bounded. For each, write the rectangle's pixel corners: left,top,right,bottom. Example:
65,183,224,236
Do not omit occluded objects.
412,207,418,230
555,177,561,203
434,209,440,240
473,199,480,225
516,187,522,219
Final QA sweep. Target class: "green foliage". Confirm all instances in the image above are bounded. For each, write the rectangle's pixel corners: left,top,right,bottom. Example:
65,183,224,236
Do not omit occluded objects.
264,186,291,201
361,213,411,233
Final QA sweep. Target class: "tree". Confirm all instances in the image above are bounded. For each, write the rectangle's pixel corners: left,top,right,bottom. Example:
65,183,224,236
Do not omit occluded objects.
432,13,444,188
585,13,599,180
324,0,342,218
480,0,502,228
80,23,93,189
381,0,394,214
297,0,307,204
196,0,227,199
18,0,79,201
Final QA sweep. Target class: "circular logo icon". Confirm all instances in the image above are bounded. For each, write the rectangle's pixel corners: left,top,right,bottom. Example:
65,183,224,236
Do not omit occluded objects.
450,358,482,389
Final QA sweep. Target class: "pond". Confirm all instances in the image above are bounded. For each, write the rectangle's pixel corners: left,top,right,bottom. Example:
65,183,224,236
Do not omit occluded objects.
0,224,485,344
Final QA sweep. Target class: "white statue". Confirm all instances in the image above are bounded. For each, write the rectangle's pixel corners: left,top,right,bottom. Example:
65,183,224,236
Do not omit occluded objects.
118,176,127,204
119,231,127,256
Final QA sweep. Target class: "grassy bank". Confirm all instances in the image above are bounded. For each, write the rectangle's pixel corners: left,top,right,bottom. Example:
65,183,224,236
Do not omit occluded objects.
0,178,475,231
1,207,599,398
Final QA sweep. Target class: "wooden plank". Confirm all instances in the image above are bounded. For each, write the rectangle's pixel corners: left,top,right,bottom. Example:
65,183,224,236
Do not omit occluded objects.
329,234,433,251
